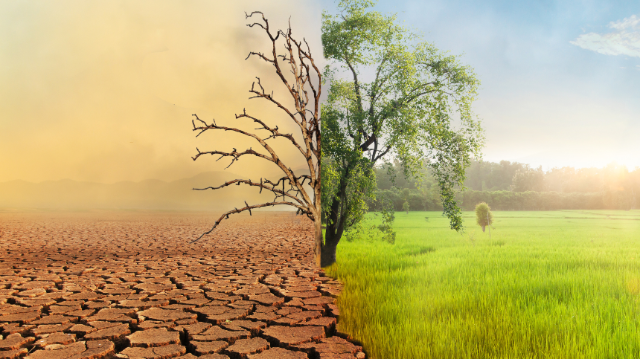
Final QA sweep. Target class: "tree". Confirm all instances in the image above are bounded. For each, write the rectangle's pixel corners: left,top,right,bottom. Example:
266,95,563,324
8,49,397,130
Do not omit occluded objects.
475,202,493,232
190,12,323,267
402,200,410,214
464,160,529,191
401,188,410,214
511,166,545,192
321,0,484,266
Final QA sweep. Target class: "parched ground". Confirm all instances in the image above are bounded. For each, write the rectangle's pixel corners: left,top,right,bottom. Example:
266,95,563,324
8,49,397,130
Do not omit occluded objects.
0,211,365,359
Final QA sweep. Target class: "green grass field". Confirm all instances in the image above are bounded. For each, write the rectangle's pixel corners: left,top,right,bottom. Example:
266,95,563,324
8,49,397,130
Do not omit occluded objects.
323,210,640,359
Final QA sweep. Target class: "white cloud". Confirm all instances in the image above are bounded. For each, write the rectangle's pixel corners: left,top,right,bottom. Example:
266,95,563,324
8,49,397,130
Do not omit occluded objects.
570,14,640,57
609,15,640,31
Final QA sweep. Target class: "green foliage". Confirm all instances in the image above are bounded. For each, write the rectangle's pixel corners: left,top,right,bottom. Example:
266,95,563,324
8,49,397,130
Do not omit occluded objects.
463,159,533,191
512,166,545,192
343,202,396,244
367,188,445,212
321,152,377,231
342,218,370,243
401,188,410,201
370,161,639,212
321,0,484,240
324,210,640,359
344,160,378,230
377,194,396,244
321,154,341,224
401,188,410,214
474,202,493,228
461,160,640,200
544,163,638,194
402,200,410,214
462,190,633,211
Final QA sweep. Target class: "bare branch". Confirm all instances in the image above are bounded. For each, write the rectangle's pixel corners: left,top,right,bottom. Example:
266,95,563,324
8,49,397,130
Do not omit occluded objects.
189,10,322,267
193,178,306,205
190,200,311,243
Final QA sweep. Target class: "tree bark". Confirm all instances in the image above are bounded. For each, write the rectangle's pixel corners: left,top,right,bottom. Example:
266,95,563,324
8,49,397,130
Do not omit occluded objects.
314,217,322,267
321,231,340,267
322,174,350,267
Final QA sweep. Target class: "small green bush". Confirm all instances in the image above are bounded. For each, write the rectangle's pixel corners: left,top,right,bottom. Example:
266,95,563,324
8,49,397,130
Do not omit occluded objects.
475,202,493,232
402,201,410,214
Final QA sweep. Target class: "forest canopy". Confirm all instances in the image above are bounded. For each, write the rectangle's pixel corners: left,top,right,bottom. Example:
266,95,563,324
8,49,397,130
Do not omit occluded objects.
370,160,640,211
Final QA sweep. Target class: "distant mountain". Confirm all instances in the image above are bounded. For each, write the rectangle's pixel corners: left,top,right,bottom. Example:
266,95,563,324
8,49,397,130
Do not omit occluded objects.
0,171,285,211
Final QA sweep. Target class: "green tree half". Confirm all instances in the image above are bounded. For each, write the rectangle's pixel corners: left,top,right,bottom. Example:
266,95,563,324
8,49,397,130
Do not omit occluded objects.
321,0,484,266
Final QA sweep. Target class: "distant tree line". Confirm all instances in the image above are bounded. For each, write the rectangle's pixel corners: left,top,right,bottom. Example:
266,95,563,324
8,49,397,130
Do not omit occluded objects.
368,160,640,211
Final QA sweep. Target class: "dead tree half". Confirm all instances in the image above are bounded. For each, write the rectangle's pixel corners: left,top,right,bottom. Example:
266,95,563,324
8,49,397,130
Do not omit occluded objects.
190,11,322,267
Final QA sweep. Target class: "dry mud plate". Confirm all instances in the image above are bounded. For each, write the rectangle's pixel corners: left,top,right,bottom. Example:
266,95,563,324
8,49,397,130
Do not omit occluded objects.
0,212,366,359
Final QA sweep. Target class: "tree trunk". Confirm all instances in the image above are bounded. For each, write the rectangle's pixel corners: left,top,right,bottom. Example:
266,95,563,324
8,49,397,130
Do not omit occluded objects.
323,192,347,267
481,225,485,232
321,165,351,268
314,218,322,268
321,231,339,267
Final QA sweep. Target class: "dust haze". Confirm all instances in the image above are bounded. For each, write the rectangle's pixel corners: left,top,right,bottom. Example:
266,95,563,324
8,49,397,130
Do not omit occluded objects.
0,0,324,189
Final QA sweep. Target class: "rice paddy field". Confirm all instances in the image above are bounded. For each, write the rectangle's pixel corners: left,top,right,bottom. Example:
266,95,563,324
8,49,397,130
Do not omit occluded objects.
323,210,640,359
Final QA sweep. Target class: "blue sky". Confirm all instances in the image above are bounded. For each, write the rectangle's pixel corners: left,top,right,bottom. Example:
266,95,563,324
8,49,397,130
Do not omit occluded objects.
320,0,640,170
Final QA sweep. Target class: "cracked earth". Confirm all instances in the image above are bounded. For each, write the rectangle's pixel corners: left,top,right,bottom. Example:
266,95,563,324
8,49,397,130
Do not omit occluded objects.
0,212,365,359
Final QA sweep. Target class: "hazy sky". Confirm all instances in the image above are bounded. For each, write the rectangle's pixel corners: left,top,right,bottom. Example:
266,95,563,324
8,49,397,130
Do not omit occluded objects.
1,0,638,184
0,0,325,183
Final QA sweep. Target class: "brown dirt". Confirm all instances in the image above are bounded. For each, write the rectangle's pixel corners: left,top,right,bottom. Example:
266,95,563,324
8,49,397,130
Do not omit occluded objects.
0,211,363,359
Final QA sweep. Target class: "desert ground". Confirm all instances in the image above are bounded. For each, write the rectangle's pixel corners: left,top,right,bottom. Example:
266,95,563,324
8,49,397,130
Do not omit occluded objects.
0,211,365,359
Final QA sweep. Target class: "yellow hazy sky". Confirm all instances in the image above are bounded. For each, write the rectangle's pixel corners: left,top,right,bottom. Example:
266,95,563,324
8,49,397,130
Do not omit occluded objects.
0,0,324,183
